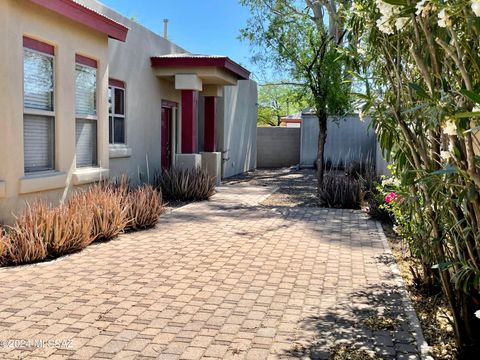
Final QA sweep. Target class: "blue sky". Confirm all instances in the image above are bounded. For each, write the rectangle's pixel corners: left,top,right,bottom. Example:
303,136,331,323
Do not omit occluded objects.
100,0,264,80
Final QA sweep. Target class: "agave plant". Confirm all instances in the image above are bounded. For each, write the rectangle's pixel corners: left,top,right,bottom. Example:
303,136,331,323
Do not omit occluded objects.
68,184,128,242
46,205,93,256
124,185,164,230
7,202,50,264
318,175,362,209
0,228,9,266
155,167,216,201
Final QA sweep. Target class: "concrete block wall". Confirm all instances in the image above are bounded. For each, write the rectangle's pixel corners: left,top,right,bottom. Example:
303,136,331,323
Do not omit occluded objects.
257,127,301,168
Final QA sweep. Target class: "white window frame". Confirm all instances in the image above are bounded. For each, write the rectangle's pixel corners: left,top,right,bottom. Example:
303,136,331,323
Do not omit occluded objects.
75,61,98,168
23,47,56,174
108,84,126,145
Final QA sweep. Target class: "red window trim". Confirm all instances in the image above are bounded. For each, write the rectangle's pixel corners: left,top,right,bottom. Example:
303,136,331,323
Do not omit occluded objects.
109,78,125,89
161,100,178,109
76,54,97,68
23,36,55,55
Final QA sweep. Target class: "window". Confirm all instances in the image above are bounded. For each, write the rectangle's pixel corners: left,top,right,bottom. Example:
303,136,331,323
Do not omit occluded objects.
75,55,97,167
108,80,125,144
23,37,55,173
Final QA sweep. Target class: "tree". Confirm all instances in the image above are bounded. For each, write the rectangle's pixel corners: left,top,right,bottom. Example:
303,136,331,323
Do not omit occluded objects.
240,0,352,188
257,84,307,126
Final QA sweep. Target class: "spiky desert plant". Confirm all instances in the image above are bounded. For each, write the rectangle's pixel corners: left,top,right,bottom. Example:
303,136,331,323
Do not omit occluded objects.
7,201,50,264
68,184,128,242
318,175,362,209
0,228,9,266
124,185,164,230
156,167,216,201
46,205,93,255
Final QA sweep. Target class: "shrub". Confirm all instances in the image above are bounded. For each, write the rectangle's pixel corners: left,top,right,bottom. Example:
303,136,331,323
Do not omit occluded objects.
46,205,93,255
346,159,375,180
124,185,164,230
68,184,128,242
156,167,216,201
318,175,362,209
0,229,8,265
7,202,50,265
366,196,392,223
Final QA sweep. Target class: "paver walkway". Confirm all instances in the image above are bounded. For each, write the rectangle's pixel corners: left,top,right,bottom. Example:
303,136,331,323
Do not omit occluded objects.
0,172,421,359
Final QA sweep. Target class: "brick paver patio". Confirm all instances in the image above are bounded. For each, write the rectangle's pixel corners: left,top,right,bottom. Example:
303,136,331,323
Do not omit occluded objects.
0,179,421,359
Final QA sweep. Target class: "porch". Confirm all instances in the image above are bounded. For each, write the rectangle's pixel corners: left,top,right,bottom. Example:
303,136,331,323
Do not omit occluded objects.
151,53,251,183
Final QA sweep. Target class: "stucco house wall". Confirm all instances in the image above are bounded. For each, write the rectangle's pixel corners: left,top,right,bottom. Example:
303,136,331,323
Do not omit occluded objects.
79,0,185,182
218,80,258,178
0,0,110,223
0,0,258,224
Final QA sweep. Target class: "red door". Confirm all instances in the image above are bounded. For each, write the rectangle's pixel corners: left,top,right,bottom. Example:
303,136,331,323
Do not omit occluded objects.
161,107,172,170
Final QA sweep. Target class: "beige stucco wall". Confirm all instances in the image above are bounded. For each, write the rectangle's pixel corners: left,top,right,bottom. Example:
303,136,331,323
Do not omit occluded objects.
0,0,109,224
77,0,185,183
0,0,258,223
218,80,258,178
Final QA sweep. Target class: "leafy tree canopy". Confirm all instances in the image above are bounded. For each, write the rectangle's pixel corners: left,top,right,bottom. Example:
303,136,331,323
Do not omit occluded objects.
257,84,308,126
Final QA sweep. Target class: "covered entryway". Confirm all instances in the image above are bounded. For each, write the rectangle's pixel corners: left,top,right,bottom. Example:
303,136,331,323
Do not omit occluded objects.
161,106,172,170
150,53,250,182
160,100,177,170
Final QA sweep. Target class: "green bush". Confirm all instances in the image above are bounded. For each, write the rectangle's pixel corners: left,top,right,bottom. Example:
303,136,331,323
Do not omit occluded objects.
156,167,216,201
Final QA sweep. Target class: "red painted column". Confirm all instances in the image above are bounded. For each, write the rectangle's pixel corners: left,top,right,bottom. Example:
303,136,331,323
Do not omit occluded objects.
204,96,216,152
181,90,198,153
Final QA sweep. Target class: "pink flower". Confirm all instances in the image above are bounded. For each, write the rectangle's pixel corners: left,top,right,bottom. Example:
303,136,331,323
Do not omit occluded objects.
385,192,398,203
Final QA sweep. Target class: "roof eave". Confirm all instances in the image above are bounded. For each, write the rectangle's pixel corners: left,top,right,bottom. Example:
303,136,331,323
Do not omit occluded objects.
30,0,129,42
150,56,250,80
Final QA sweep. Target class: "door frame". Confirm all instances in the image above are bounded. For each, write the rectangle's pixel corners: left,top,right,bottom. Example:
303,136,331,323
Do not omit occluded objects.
161,100,178,169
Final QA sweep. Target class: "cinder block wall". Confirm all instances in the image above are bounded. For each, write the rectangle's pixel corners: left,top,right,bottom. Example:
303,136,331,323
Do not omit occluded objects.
257,127,301,168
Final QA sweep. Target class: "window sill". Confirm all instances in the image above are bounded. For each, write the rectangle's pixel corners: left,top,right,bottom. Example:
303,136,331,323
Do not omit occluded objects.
109,145,132,159
0,181,5,198
72,168,109,186
19,171,67,195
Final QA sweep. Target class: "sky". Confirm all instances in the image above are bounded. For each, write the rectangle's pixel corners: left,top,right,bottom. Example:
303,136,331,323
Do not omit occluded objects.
100,0,264,81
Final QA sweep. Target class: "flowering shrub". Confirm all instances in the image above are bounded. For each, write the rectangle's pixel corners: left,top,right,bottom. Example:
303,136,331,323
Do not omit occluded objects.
384,192,397,204
349,0,480,354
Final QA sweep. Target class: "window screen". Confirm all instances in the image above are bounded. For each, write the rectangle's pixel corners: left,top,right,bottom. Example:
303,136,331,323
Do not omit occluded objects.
23,47,55,173
23,115,54,172
75,62,97,167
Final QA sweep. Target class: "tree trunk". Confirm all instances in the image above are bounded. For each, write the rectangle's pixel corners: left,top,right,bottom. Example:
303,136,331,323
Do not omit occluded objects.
316,111,328,191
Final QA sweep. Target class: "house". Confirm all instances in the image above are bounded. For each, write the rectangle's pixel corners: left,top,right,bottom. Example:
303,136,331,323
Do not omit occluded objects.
279,113,302,128
0,0,258,223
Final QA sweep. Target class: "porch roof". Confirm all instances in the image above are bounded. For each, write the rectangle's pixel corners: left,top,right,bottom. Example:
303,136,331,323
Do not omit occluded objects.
29,0,129,41
150,53,251,82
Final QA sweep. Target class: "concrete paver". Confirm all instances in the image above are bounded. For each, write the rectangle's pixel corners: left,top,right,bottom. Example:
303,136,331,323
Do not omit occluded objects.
0,180,420,359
